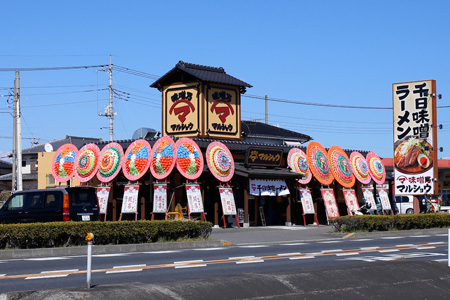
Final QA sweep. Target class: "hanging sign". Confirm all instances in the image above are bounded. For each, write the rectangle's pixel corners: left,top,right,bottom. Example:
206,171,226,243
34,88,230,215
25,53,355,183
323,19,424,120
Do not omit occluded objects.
343,189,360,214
185,184,204,213
249,179,290,196
219,187,237,215
153,183,167,213
97,186,111,214
362,187,377,210
377,185,392,211
52,143,78,183
121,184,139,214
245,147,283,167
393,80,436,195
321,188,340,219
299,188,315,214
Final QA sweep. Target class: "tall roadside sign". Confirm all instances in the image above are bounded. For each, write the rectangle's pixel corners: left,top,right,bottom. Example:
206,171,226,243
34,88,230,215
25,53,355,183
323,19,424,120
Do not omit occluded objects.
393,80,438,195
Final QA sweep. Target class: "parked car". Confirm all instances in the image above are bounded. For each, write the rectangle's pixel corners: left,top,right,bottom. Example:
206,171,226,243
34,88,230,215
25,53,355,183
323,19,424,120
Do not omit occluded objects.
0,187,99,224
394,195,414,214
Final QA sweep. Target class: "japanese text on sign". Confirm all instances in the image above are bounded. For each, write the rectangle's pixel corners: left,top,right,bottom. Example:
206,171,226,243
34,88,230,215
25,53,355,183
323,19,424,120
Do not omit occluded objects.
121,185,139,214
219,187,237,215
153,183,167,213
321,188,340,219
96,187,110,214
185,184,204,213
299,188,315,214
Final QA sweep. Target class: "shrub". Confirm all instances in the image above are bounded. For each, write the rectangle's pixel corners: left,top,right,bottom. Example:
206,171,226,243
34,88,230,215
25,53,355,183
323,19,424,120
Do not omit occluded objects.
331,213,450,232
0,220,212,249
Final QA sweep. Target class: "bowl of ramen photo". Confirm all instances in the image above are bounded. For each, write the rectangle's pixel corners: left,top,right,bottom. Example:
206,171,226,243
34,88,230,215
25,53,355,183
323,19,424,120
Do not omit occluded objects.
394,136,433,174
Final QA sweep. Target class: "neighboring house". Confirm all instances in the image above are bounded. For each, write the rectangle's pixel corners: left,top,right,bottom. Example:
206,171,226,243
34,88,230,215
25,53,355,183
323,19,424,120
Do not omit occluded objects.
0,160,12,191
0,136,102,191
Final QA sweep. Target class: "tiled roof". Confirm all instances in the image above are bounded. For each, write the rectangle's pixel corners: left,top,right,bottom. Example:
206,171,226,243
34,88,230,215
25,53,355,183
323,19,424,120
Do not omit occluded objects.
22,136,102,154
0,160,12,169
150,61,252,91
242,121,312,143
0,172,37,181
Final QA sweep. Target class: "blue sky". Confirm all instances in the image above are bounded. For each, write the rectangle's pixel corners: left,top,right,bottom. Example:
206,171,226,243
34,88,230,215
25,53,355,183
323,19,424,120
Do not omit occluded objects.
1,1,450,160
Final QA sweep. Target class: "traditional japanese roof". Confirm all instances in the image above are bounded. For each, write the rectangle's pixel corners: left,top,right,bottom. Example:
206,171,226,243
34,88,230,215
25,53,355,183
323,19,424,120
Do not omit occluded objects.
0,160,12,169
22,136,102,154
242,121,312,144
150,61,252,93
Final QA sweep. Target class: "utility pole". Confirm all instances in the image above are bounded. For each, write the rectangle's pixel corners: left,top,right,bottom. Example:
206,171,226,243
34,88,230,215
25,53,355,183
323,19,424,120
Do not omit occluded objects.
265,95,268,124
99,55,116,141
13,71,23,191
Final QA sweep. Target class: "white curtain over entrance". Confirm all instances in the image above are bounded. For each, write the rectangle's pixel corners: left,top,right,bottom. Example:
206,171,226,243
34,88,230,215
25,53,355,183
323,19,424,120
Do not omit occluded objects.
249,179,290,196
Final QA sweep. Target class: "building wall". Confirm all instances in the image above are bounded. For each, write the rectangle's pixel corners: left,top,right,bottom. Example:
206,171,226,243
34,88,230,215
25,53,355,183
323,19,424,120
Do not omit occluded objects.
38,152,81,189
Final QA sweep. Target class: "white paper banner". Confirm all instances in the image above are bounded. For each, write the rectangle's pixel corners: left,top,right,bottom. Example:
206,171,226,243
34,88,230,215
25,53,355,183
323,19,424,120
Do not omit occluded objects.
97,186,110,214
377,186,392,211
121,184,139,214
153,183,167,213
219,187,237,215
321,188,340,219
249,179,290,196
343,189,360,214
362,188,377,210
186,184,204,213
299,188,315,214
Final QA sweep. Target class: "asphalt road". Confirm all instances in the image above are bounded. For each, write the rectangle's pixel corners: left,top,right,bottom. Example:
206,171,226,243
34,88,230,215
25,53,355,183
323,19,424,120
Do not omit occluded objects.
1,227,449,298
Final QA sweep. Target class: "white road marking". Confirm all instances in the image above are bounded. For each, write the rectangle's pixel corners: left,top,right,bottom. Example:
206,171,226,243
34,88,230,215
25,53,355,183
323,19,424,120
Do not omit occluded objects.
351,239,373,242
236,259,264,264
229,256,255,260
174,260,204,264
106,264,145,274
360,247,379,250
318,241,341,244
322,249,343,253
24,257,70,261
381,236,403,239
193,248,224,251
277,252,302,256
25,269,78,280
238,245,268,248
175,264,208,268
378,249,400,253
416,246,436,250
283,243,308,246
143,250,181,254
336,252,360,256
396,244,414,247
426,242,443,245
289,256,315,260
411,235,431,238
93,253,130,257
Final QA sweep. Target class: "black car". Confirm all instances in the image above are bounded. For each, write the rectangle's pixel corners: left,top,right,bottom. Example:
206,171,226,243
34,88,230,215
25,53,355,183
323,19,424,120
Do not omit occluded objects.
0,187,99,224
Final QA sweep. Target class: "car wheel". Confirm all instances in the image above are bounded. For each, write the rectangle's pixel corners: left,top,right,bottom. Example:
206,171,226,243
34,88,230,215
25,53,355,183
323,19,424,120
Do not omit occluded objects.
406,208,414,214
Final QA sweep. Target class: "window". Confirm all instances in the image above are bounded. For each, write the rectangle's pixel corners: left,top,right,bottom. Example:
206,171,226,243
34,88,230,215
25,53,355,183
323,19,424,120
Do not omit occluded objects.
26,193,44,209
47,174,57,186
7,194,24,210
45,192,61,208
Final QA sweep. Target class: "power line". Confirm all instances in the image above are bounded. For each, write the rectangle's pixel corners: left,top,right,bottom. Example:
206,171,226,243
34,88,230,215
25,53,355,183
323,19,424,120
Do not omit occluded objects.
243,94,450,110
0,65,107,72
114,65,160,80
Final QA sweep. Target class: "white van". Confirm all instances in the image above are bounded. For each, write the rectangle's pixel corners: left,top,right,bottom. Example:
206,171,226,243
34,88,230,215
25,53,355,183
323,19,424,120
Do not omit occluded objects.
394,195,414,214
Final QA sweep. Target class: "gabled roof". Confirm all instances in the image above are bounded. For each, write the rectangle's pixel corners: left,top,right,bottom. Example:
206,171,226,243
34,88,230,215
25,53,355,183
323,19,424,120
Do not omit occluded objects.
150,61,252,92
22,136,102,154
242,121,313,144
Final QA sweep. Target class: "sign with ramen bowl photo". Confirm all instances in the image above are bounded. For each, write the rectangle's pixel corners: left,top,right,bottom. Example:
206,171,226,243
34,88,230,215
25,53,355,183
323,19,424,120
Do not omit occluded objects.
392,80,438,195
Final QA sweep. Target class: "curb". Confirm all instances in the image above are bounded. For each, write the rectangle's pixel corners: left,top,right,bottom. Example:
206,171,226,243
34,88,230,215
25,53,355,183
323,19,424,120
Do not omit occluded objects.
0,240,225,260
